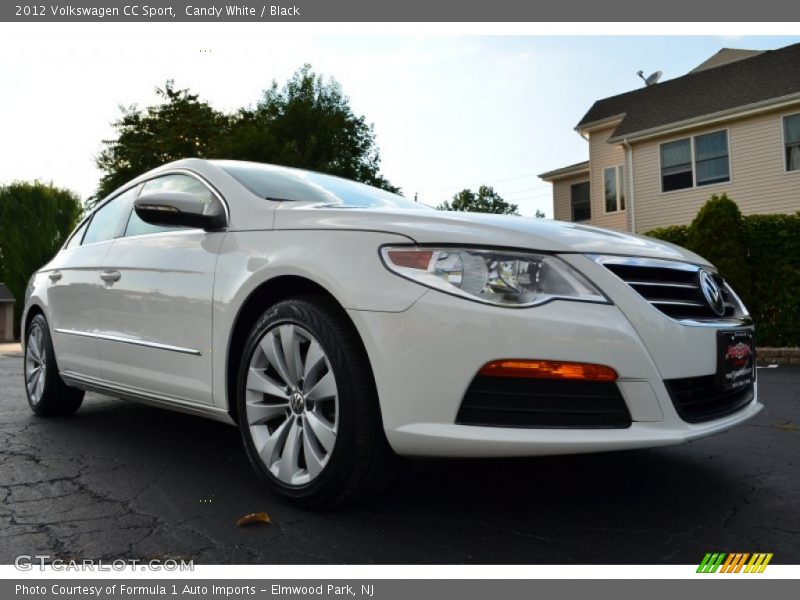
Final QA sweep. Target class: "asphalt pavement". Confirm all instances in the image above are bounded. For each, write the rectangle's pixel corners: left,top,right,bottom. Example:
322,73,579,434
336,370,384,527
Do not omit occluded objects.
1,351,798,564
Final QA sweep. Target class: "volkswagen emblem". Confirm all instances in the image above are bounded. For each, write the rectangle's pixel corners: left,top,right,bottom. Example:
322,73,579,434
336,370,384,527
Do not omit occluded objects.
698,270,726,317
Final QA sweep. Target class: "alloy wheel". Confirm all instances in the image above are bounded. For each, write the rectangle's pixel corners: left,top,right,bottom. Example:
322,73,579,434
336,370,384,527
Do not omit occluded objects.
25,324,47,405
245,323,339,486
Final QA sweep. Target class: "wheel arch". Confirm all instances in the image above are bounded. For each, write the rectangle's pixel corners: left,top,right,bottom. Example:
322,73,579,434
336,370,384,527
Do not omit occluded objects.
22,303,46,351
224,275,378,426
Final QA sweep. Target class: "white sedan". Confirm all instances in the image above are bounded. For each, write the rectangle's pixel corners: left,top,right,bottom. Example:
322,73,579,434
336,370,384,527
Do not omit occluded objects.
22,159,761,507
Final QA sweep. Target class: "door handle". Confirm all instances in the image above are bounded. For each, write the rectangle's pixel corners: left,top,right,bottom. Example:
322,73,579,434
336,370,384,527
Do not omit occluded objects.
48,271,62,282
100,270,121,283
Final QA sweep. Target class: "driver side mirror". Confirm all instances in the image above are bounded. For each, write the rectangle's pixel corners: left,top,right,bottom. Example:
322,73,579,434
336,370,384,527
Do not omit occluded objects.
134,192,227,230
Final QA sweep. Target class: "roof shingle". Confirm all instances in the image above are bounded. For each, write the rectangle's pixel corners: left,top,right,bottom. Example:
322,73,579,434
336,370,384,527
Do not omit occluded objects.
577,43,800,139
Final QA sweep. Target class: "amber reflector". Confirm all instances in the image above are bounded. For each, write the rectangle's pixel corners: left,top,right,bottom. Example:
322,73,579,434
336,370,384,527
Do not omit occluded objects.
479,360,618,382
387,249,434,270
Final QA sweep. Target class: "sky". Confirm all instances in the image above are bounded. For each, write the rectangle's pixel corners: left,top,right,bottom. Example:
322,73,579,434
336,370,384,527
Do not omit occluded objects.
0,26,798,217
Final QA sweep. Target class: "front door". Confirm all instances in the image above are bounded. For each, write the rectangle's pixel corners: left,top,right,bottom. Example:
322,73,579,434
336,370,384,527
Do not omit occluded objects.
96,173,225,405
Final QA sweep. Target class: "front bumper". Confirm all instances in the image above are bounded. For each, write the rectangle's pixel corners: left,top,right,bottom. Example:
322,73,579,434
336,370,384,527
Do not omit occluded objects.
348,255,761,457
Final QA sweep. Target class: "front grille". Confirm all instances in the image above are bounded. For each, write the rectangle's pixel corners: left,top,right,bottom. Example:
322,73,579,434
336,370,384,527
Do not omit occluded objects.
598,257,743,321
665,375,754,423
456,376,632,429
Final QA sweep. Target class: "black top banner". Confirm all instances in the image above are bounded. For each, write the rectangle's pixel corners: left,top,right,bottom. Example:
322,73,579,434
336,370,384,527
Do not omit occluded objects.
3,0,800,22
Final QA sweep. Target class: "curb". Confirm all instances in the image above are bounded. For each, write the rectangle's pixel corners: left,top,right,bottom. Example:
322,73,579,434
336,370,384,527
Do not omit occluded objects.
757,347,800,366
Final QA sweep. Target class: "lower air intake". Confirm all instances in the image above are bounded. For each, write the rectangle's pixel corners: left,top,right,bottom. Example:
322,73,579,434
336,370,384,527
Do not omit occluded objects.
456,375,632,429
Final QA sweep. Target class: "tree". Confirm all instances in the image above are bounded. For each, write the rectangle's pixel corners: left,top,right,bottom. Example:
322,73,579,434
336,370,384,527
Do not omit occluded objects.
437,185,519,215
224,65,399,193
0,182,82,333
94,66,399,203
94,81,229,203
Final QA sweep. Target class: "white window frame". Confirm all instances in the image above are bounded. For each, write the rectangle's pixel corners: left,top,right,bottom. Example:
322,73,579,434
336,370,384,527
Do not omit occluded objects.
603,165,625,213
659,129,731,194
783,112,800,174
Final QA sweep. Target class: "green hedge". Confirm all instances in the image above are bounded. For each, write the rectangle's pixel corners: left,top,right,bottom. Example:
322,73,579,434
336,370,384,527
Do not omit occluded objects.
645,194,800,346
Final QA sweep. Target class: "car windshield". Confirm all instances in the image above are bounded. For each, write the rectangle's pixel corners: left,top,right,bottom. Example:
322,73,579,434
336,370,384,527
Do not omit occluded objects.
215,161,426,210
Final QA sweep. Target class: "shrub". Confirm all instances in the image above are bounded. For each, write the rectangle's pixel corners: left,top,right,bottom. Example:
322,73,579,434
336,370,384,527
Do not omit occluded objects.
743,212,800,346
644,224,690,247
685,193,751,303
645,195,800,346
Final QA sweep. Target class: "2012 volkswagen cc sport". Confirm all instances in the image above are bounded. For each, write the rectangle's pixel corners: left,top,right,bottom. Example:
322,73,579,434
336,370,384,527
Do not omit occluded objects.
23,159,761,507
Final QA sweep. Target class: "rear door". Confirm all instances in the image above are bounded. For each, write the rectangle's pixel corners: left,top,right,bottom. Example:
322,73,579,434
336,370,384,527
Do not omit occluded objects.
46,186,139,380
96,173,226,405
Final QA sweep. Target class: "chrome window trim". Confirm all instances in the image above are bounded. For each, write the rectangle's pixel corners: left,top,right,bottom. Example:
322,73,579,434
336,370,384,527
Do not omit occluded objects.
54,328,202,356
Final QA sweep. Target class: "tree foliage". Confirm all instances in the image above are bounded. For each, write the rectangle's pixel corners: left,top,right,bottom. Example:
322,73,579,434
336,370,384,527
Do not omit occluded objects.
437,185,519,215
223,65,398,192
0,182,82,333
94,66,398,203
95,81,229,202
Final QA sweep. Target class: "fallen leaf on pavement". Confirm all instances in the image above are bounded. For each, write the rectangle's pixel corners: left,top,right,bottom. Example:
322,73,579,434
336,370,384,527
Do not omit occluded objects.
774,423,800,431
237,512,272,527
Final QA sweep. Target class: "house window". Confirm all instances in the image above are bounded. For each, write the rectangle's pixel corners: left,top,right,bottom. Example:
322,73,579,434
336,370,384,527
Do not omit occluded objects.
661,138,693,192
785,113,800,172
695,131,730,186
604,166,625,212
660,131,730,192
570,181,591,222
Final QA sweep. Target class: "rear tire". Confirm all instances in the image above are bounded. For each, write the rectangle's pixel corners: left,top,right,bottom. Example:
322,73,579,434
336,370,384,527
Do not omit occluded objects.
24,314,84,416
237,297,394,508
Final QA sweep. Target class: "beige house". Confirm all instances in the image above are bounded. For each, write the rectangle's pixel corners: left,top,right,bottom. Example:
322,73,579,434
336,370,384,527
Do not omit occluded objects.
0,283,15,342
540,43,800,233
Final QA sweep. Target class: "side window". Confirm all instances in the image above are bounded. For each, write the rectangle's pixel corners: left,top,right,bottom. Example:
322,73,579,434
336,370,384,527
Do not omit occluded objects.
125,174,215,237
83,186,139,245
64,218,89,250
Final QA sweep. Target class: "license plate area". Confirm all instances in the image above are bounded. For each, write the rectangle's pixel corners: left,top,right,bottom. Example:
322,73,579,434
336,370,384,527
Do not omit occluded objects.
716,329,755,391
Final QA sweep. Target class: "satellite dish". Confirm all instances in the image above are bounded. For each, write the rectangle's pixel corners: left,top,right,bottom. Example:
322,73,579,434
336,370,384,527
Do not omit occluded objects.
637,70,662,86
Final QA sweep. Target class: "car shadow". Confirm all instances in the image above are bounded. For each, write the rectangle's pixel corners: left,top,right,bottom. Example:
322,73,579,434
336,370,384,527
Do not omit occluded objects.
17,391,765,564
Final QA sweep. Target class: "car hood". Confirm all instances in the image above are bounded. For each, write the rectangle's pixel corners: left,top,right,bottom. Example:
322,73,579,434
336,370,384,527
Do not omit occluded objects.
274,205,710,265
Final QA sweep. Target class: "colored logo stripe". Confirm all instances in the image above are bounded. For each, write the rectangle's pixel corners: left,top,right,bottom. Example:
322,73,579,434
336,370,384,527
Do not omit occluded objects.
697,552,773,573
697,553,726,573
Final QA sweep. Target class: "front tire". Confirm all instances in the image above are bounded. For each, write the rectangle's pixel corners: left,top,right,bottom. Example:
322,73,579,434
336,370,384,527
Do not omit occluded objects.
25,314,84,416
237,297,393,508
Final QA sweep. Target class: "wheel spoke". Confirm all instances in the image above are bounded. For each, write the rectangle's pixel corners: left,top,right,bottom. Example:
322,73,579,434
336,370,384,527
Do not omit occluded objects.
246,400,289,426
28,330,41,362
261,331,295,388
302,418,326,478
34,369,45,399
305,370,336,402
278,418,302,481
279,325,303,385
258,416,292,468
247,368,289,399
302,340,326,387
305,411,336,453
26,366,40,385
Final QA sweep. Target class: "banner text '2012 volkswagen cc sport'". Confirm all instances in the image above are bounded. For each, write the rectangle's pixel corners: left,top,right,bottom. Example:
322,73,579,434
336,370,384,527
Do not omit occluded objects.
22,159,760,507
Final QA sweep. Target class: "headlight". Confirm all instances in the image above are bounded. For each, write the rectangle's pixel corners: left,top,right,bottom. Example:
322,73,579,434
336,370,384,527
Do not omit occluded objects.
380,246,607,307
